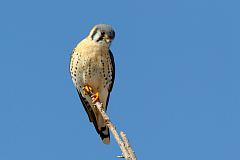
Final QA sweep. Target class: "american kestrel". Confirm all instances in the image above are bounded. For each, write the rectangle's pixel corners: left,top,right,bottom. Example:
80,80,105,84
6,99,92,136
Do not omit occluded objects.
70,24,115,144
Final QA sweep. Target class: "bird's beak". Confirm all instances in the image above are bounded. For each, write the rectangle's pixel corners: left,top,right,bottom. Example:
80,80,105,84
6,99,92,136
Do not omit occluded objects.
104,35,111,43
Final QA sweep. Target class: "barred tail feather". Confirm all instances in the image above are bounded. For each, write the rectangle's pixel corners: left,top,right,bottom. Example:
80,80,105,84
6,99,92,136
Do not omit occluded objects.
96,113,110,144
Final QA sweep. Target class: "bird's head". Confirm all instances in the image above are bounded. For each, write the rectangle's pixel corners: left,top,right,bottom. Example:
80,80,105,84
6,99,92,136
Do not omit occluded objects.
88,24,115,46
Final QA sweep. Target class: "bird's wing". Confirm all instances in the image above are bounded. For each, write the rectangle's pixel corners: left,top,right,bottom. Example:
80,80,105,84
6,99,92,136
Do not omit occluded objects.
105,49,115,110
77,89,110,143
76,89,95,122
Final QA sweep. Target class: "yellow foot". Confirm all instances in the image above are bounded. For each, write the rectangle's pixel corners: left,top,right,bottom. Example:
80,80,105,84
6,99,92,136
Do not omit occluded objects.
83,85,93,95
91,92,99,103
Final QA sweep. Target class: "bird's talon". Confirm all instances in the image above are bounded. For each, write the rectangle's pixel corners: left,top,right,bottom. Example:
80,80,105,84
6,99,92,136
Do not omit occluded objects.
91,92,99,103
83,85,93,95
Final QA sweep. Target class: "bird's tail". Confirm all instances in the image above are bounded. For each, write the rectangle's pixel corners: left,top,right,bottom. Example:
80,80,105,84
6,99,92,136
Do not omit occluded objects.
96,112,110,144
77,89,110,144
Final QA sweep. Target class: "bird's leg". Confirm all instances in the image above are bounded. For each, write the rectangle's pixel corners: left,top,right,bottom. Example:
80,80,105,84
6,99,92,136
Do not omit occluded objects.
83,85,99,103
91,92,99,103
83,85,93,95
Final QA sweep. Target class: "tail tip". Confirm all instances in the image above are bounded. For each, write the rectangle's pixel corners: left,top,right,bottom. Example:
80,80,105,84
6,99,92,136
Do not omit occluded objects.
102,137,110,144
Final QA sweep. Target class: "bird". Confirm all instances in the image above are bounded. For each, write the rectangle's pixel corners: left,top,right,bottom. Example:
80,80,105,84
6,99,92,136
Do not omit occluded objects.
69,24,115,144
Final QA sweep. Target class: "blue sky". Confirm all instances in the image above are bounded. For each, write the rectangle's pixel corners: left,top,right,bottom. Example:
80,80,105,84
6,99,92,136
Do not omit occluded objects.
0,0,239,159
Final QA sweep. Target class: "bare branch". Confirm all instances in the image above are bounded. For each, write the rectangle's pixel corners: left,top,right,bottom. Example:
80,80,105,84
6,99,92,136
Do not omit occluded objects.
94,101,137,160
120,132,137,160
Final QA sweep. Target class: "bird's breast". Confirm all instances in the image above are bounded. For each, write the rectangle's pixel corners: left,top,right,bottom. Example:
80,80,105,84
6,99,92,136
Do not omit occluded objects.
80,44,111,91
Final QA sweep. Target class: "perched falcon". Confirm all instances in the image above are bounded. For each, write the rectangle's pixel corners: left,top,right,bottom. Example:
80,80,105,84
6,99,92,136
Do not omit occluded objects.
70,24,115,144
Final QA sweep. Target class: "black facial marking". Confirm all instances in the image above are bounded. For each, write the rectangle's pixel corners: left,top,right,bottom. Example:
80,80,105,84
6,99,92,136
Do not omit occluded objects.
96,36,103,42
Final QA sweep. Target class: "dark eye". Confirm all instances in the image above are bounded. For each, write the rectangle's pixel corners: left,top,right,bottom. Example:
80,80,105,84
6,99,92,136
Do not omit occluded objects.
101,32,105,35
